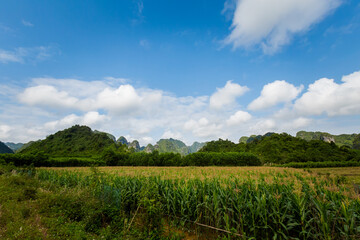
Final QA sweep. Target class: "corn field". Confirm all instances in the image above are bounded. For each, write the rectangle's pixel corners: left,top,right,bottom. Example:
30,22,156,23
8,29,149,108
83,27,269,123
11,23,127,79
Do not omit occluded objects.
36,168,360,239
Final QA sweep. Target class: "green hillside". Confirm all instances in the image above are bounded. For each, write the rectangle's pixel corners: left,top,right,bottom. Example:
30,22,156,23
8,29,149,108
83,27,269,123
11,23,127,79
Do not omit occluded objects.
296,131,357,147
201,133,360,164
188,141,206,153
354,134,360,150
18,125,117,156
93,130,116,142
0,141,14,154
155,138,189,155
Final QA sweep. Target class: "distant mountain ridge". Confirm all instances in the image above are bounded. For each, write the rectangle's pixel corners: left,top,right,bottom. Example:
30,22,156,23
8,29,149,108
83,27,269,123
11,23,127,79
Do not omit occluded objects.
5,142,24,152
0,141,14,154
296,131,357,147
117,136,205,155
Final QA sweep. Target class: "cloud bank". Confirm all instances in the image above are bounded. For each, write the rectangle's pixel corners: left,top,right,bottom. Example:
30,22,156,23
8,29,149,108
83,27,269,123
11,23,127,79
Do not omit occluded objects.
224,0,342,53
1,69,360,145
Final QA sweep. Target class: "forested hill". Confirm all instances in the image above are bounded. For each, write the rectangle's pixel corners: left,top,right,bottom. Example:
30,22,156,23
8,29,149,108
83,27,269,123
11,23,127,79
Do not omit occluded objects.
18,125,118,156
0,141,14,154
296,131,358,147
200,133,360,164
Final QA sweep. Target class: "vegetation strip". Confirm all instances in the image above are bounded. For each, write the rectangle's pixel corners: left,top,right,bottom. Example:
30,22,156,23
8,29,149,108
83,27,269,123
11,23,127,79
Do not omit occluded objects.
34,167,360,239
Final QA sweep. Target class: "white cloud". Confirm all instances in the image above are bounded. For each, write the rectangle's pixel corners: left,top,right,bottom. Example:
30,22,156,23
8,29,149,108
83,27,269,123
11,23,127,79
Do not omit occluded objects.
248,80,303,110
141,136,153,145
224,0,341,54
291,117,313,129
4,70,360,145
0,46,58,64
0,125,12,139
22,20,34,27
161,130,183,140
250,119,276,134
294,71,360,116
96,85,143,114
184,118,224,139
83,111,108,126
227,110,252,126
44,112,107,132
209,80,248,110
0,49,22,63
18,85,79,109
18,79,163,115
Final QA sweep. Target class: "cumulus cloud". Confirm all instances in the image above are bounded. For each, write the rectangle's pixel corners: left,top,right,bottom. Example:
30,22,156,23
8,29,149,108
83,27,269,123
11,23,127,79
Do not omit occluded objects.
44,112,107,131
4,70,360,145
294,71,360,116
227,110,252,126
96,85,143,114
184,118,224,138
209,80,248,110
18,85,79,109
0,125,12,139
248,80,303,110
18,79,163,115
224,0,341,54
250,119,276,134
161,130,183,140
291,117,313,129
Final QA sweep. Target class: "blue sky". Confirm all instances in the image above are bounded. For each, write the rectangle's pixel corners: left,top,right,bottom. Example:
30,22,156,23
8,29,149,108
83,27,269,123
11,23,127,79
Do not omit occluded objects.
1,0,360,145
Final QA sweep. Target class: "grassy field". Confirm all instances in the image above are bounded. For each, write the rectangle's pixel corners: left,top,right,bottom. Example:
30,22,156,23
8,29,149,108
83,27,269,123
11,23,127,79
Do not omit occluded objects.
1,166,360,239
310,167,360,186
41,165,360,186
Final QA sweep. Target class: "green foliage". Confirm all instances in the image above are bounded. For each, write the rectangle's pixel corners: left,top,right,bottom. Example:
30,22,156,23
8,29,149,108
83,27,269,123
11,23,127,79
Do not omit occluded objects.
18,125,119,157
156,138,189,155
183,152,261,166
280,161,360,168
0,141,13,154
100,150,260,167
188,141,206,153
201,133,360,164
0,153,105,167
199,139,238,152
35,168,360,240
353,134,360,150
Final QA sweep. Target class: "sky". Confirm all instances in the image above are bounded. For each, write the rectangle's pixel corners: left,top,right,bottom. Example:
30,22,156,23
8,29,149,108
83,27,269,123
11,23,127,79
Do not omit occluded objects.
1,0,360,146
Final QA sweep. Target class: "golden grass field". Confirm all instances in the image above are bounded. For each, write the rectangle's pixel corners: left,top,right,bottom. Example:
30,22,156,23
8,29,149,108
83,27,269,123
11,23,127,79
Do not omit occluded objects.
40,166,360,189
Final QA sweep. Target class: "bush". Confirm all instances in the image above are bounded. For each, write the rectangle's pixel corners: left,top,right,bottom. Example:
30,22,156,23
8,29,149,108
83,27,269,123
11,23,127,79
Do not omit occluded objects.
184,152,261,166
280,161,360,168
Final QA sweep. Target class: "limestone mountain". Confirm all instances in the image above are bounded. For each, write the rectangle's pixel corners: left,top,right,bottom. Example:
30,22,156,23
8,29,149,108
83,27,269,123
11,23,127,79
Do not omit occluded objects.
18,125,116,156
296,131,357,147
128,140,141,152
188,142,206,153
5,142,24,152
117,136,129,145
93,130,116,142
0,141,14,154
144,144,155,153
154,138,189,155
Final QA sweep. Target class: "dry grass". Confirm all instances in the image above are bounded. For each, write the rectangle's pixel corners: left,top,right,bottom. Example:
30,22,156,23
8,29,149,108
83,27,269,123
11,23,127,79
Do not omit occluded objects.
40,166,307,179
311,167,360,185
